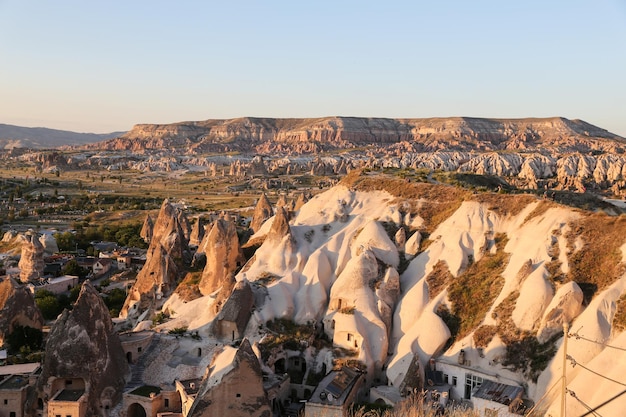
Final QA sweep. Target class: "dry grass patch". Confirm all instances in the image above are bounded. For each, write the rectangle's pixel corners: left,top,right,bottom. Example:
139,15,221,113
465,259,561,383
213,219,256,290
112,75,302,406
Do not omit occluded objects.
174,271,203,302
523,199,559,224
425,260,453,300
473,325,497,348
448,234,509,340
613,294,626,333
474,193,537,218
566,213,626,295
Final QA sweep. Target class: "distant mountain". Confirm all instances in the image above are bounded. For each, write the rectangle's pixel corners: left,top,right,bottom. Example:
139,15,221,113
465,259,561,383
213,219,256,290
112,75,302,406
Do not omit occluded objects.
0,123,125,149
84,116,626,155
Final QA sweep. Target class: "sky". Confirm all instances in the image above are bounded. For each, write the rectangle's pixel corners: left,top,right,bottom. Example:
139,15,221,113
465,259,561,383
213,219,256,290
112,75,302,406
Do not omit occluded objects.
1,0,625,136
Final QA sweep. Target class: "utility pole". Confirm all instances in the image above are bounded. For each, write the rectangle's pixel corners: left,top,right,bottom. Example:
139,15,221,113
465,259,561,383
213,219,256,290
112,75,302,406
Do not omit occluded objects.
561,322,569,417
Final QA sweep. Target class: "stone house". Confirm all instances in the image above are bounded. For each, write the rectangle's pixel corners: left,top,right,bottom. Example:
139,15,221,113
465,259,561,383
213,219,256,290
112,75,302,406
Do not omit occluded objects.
212,280,254,341
45,377,88,417
305,367,366,417
188,339,270,417
26,275,79,295
0,363,40,417
123,385,182,417
471,380,525,417
174,379,201,417
92,258,114,276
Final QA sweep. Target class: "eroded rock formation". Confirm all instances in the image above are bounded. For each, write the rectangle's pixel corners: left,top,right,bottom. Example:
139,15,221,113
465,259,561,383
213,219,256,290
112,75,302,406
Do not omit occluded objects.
250,194,273,233
140,214,154,243
198,219,245,296
29,281,128,416
188,338,270,417
121,199,190,318
18,231,45,283
0,278,44,347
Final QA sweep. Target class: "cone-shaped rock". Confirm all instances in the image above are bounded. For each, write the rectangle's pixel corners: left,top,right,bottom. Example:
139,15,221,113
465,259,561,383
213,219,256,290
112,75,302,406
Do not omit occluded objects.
275,194,288,210
18,231,45,283
189,217,206,246
29,281,128,415
199,219,245,296
395,227,406,250
250,193,273,233
267,206,292,243
178,208,192,242
140,214,154,243
188,338,270,417
0,278,44,346
121,199,190,317
293,192,308,211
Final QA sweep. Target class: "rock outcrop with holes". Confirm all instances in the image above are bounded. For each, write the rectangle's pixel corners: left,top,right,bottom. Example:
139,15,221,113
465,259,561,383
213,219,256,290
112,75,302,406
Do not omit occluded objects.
18,231,45,283
0,277,44,346
121,199,190,319
28,281,128,416
188,338,270,417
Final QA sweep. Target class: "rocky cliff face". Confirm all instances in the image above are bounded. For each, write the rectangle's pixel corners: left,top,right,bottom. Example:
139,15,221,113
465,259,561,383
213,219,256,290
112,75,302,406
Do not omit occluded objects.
121,199,190,319
29,280,128,415
0,278,44,346
89,116,624,154
18,231,45,283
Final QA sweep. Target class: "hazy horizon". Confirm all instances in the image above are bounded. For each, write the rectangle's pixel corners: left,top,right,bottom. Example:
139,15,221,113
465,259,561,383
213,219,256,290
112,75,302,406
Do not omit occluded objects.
1,1,625,136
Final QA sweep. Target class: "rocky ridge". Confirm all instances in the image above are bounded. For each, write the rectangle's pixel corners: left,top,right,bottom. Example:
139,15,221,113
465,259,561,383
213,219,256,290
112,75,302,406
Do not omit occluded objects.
88,116,624,154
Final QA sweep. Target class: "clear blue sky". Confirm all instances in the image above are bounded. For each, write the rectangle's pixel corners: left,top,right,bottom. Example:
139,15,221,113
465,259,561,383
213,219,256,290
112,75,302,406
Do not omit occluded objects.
1,0,625,136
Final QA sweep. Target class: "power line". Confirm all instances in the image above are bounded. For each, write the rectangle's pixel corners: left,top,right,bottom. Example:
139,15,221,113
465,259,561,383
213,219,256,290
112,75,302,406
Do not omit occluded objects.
566,389,604,417
566,355,626,388
579,388,626,417
568,331,626,352
525,376,562,417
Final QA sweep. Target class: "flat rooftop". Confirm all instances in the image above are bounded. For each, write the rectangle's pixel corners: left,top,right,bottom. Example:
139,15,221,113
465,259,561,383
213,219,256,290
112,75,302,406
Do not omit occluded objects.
308,367,362,406
53,389,85,402
0,375,29,390
0,362,41,376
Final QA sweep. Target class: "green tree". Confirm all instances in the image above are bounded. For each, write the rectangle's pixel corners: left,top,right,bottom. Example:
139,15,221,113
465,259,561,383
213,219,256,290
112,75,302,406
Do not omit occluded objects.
54,231,76,252
62,260,89,280
5,325,43,354
35,293,62,320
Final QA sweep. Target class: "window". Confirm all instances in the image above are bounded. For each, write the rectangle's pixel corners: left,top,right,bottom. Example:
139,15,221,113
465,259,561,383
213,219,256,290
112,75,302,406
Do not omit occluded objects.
4,399,7,405
10,413,16,417
236,393,241,398
347,333,353,341
464,373,483,399
452,376,457,386
66,380,73,385
443,373,449,384
165,399,169,408
138,346,142,352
